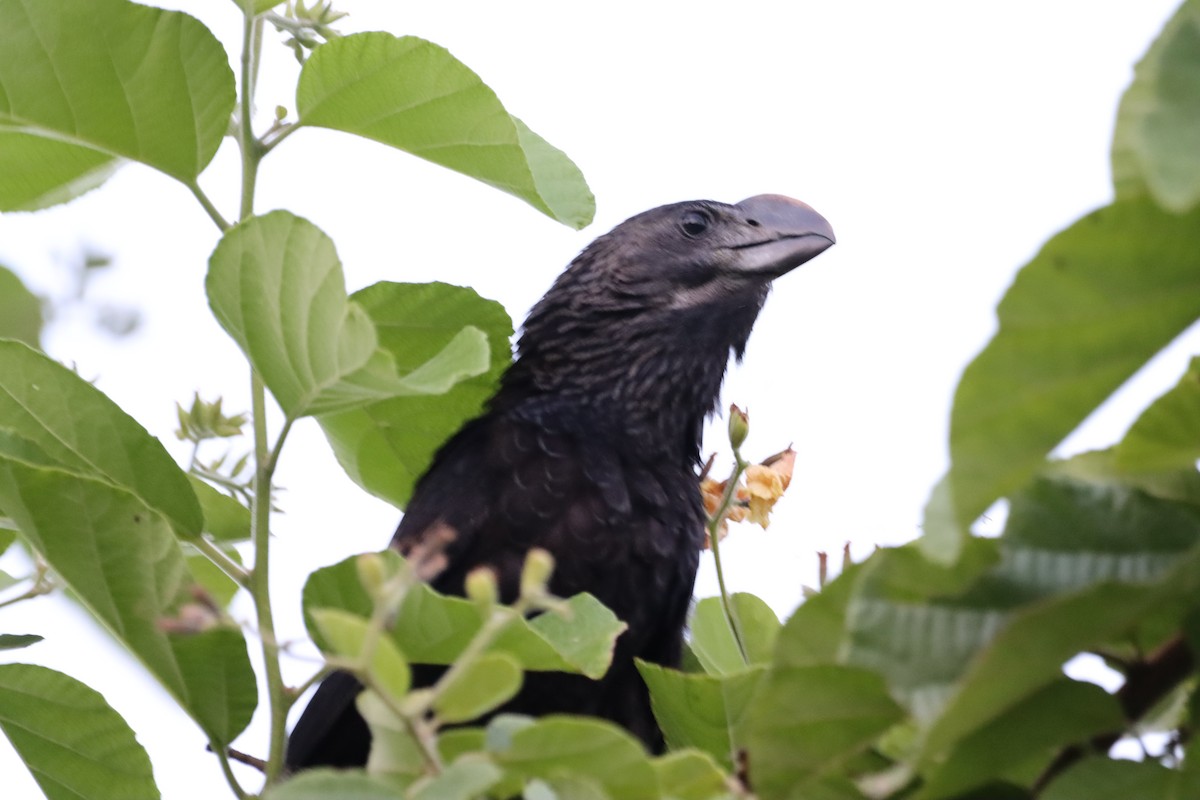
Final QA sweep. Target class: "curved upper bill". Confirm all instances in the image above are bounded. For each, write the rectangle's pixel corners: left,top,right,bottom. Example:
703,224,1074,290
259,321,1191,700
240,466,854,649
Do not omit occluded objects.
732,194,835,277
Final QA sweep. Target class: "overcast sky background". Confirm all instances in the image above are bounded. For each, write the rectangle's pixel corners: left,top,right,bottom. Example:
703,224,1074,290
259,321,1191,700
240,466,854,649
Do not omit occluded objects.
0,1,1191,796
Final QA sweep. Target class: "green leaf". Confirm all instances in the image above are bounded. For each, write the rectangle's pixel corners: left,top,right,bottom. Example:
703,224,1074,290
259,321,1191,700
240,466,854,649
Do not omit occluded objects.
636,661,763,770
399,586,624,677
318,282,512,509
410,757,503,800
0,663,160,800
0,341,202,537
1041,757,1200,800
183,545,242,608
434,652,522,724
493,717,657,800
206,212,490,418
0,457,255,742
0,265,43,347
740,665,904,800
0,130,119,211
652,750,731,800
311,608,411,701
687,594,779,675
916,680,1123,800
189,476,251,541
947,198,1200,527
774,562,868,668
917,474,967,565
264,769,404,800
296,33,594,229
228,0,285,14
1115,356,1200,472
0,0,235,183
912,479,1200,767
303,553,625,678
0,634,42,650
524,776,611,800
357,692,428,785
1046,448,1200,509
1111,0,1200,213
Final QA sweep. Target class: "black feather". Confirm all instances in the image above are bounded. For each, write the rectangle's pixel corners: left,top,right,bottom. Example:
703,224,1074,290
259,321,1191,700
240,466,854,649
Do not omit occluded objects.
285,195,833,769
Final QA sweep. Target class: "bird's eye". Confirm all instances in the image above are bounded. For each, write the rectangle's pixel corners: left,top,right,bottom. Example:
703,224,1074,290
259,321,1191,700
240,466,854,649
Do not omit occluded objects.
680,210,710,238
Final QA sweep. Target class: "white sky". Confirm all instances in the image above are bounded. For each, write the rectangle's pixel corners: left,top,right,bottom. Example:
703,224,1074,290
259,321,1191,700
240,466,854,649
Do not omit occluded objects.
0,1,1190,796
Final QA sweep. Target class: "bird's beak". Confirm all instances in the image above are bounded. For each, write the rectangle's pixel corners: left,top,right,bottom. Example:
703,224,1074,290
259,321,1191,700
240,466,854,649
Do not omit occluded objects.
731,194,835,278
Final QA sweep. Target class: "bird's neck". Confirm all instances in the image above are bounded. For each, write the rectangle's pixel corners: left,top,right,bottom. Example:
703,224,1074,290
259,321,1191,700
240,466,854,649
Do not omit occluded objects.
495,289,768,463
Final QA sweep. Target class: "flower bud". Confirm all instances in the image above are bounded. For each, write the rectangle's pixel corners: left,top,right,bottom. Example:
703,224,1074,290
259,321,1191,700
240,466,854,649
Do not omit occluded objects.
520,548,555,599
355,553,386,600
465,567,499,607
728,404,749,449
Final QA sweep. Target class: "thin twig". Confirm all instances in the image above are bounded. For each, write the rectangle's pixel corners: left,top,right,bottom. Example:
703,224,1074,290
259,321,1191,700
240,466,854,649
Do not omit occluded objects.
1034,635,1195,793
705,457,749,664
185,181,231,231
192,536,252,586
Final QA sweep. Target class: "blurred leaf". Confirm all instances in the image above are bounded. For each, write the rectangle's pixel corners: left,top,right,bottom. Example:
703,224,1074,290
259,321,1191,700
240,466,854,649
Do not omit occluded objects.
357,691,427,785
1041,757,1200,800
918,474,967,565
0,634,42,651
524,776,611,800
434,652,522,724
0,131,120,211
652,750,731,800
437,728,487,764
0,664,160,800
493,717,656,800
1111,0,1200,213
311,608,411,701
183,545,242,608
264,768,403,799
0,265,43,347
947,198,1200,528
0,341,202,537
1115,356,1200,472
774,561,868,668
189,476,251,541
303,554,625,678
0,455,255,743
228,0,284,13
207,212,490,418
915,680,1123,800
741,665,904,800
318,282,512,509
636,661,762,770
839,479,1200,765
0,0,234,184
762,474,1200,793
1046,449,1200,509
296,33,594,229
688,594,780,675
410,757,502,800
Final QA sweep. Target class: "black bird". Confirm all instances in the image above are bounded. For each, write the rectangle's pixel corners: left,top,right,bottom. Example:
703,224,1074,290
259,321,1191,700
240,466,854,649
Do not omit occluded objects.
285,194,835,769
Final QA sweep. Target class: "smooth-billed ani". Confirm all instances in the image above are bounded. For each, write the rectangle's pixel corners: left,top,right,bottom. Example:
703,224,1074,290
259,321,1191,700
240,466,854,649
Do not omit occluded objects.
286,194,835,769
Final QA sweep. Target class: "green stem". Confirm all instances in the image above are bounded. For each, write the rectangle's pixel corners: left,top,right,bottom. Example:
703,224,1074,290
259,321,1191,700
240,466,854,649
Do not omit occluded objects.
238,13,261,221
185,181,230,231
235,7,291,788
707,457,749,664
249,375,290,786
210,741,250,800
193,536,252,586
0,579,54,611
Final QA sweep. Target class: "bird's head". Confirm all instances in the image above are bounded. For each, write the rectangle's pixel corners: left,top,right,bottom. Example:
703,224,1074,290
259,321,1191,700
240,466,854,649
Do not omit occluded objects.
574,194,835,312
505,195,834,450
